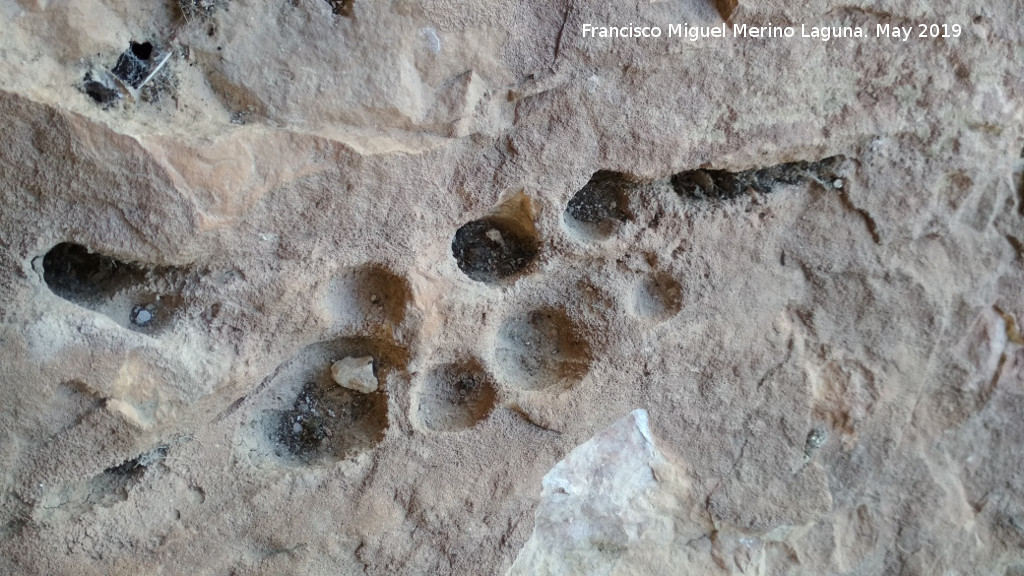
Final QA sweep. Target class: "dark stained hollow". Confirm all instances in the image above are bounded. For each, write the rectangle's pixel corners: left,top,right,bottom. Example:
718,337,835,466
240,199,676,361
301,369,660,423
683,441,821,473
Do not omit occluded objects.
671,156,844,201
565,170,632,225
451,217,539,283
111,41,156,88
42,243,142,305
41,242,183,334
416,360,498,432
272,380,388,464
251,336,402,467
130,41,154,60
82,75,121,105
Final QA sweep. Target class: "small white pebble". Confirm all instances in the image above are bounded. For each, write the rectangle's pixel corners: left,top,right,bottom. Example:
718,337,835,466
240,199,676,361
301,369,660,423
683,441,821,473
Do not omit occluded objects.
833,179,844,189
134,309,153,324
292,422,302,434
331,356,378,393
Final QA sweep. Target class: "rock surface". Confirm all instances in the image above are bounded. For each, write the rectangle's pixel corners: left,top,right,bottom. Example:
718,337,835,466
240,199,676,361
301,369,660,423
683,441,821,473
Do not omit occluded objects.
0,0,1023,574
510,409,711,576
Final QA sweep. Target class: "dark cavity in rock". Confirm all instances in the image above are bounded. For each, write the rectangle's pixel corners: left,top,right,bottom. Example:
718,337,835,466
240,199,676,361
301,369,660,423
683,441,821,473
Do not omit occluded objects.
565,171,633,225
111,41,157,89
452,217,539,283
42,243,140,304
40,242,184,334
672,156,844,201
416,361,498,432
272,380,387,464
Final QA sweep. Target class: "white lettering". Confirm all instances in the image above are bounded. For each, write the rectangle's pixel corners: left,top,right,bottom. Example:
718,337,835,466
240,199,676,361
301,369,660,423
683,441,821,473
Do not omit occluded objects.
732,23,794,38
876,23,912,41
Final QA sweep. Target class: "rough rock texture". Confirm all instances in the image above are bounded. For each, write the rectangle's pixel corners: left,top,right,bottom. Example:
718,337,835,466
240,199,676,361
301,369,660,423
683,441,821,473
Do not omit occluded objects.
0,0,1023,574
509,409,712,576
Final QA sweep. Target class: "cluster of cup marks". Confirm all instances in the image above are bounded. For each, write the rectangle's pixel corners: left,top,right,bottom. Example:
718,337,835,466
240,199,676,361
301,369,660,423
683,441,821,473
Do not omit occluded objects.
38,160,837,468
439,157,844,450
33,175,644,468
259,171,683,467
263,181,611,466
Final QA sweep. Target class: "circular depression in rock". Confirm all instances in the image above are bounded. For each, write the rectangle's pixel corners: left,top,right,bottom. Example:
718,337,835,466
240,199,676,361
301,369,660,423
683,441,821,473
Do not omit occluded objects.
414,360,498,432
328,264,411,328
631,273,682,322
271,380,387,466
451,217,539,283
563,171,632,240
250,337,402,466
494,308,591,391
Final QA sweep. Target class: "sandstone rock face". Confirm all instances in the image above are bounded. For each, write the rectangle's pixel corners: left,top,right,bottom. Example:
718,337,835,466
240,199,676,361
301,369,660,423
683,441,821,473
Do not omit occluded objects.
0,0,1023,574
509,409,713,576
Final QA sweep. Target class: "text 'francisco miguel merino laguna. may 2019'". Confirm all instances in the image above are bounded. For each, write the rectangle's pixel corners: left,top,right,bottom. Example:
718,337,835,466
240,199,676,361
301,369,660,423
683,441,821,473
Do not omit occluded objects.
580,22,964,42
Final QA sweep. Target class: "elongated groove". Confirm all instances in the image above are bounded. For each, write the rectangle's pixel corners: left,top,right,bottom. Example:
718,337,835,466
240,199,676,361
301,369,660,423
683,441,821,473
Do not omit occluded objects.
671,156,845,201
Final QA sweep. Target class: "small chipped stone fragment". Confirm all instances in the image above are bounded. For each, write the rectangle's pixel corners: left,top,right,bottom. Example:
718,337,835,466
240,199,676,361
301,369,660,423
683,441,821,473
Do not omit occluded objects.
331,356,378,393
131,303,157,326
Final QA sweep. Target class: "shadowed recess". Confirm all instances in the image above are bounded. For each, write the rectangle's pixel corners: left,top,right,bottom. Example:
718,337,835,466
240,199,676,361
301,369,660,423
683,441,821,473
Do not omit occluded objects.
495,307,591,391
415,359,498,432
40,242,184,335
671,156,844,201
452,217,539,283
564,171,634,240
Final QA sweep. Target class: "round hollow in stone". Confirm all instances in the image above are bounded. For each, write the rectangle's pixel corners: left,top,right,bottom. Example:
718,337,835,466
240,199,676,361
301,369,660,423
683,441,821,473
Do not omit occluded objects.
494,307,591,391
564,171,633,240
631,273,683,322
273,381,387,465
327,264,412,328
41,243,184,335
451,217,539,283
245,336,402,467
415,360,498,432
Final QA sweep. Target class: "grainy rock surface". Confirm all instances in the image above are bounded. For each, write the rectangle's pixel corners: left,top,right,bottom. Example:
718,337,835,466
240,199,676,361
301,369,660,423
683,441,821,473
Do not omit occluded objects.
0,0,1023,574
